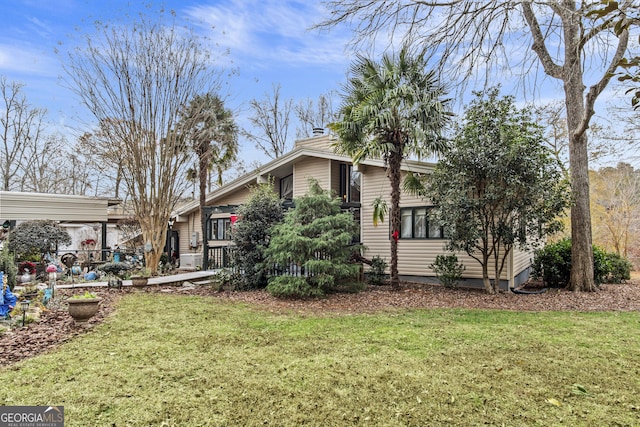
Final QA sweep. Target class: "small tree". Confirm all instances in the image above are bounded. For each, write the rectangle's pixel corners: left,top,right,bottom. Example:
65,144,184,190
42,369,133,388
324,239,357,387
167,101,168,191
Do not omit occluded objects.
425,88,570,294
263,179,362,298
7,220,72,262
232,182,284,289
331,45,451,290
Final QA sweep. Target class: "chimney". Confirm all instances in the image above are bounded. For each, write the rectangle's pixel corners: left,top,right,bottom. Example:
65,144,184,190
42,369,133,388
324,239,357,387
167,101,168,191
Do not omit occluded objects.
312,127,324,136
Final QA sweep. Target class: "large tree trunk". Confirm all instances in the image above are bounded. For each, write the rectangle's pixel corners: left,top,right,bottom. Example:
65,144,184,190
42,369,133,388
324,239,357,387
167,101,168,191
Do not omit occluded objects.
388,149,402,290
563,10,596,292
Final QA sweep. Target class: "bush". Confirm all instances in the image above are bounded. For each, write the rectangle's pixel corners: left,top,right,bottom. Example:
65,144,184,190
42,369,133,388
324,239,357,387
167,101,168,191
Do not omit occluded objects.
266,276,323,299
605,253,632,284
592,245,609,286
232,183,284,289
8,220,71,261
532,238,632,287
430,254,465,288
263,179,363,298
367,256,387,286
0,244,18,291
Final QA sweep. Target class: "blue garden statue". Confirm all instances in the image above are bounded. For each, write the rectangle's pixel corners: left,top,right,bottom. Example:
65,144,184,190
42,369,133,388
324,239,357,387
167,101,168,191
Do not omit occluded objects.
0,271,18,318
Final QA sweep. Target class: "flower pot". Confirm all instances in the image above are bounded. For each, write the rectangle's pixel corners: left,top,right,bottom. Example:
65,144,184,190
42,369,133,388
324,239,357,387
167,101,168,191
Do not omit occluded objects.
130,276,148,287
68,298,101,323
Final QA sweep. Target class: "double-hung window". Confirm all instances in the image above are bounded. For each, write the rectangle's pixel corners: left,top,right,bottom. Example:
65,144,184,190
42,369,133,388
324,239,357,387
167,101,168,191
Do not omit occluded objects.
399,207,443,239
208,218,231,241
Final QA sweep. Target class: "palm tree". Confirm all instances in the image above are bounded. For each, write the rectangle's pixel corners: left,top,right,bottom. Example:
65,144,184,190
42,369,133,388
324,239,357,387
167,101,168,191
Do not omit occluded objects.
181,93,238,255
330,46,450,289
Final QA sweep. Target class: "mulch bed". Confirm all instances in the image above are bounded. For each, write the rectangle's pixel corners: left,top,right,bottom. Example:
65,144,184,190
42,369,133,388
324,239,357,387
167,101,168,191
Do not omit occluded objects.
1,281,639,366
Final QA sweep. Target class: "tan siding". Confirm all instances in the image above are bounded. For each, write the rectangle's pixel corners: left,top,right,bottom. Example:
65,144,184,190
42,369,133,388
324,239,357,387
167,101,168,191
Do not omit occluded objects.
175,211,201,255
293,158,331,196
213,186,252,206
294,135,333,151
512,245,534,275
360,165,506,280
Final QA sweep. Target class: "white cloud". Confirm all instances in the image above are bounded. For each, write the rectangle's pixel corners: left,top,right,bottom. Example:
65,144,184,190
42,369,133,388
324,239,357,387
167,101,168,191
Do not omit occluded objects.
184,0,351,68
0,43,57,76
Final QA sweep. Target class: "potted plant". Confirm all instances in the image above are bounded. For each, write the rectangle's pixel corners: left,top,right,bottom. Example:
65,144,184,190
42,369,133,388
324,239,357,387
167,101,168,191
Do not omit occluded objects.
130,267,151,287
67,291,101,323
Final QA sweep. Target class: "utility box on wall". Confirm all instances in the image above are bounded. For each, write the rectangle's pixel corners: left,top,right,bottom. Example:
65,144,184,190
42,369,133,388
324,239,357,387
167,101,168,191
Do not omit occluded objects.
179,253,203,270
190,232,199,248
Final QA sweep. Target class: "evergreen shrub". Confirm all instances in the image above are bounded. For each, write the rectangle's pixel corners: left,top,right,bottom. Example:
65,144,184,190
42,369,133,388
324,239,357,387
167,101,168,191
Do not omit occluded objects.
367,255,387,286
532,238,631,287
430,254,465,288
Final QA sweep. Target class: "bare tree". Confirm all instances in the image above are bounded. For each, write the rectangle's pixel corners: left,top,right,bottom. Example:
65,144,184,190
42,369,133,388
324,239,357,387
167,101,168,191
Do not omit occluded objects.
20,132,69,193
63,11,224,273
0,77,47,191
318,0,637,291
295,92,337,138
591,162,640,258
245,83,293,159
534,101,622,180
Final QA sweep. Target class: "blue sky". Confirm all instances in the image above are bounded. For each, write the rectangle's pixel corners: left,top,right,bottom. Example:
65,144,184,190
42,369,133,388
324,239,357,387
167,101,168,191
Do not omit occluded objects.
0,0,637,168
0,0,354,166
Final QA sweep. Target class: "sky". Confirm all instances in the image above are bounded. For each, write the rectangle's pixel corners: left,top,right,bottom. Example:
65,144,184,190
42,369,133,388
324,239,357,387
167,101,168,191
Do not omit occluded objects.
0,0,637,170
0,0,354,167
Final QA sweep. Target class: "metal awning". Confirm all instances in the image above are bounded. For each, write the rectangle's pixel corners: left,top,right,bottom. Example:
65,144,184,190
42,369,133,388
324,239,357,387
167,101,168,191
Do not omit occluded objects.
0,191,119,223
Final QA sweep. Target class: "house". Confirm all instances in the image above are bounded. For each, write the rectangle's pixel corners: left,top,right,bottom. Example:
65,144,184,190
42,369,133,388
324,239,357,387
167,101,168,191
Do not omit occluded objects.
171,133,532,290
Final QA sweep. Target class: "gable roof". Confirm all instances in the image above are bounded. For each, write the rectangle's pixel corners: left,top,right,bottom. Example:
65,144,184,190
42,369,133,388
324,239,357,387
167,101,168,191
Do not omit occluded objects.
173,134,436,218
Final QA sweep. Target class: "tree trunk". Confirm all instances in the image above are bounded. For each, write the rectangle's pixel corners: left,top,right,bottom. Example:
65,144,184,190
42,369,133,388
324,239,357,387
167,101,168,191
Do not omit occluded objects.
199,151,209,268
482,255,495,294
140,215,167,275
388,149,402,290
563,13,596,292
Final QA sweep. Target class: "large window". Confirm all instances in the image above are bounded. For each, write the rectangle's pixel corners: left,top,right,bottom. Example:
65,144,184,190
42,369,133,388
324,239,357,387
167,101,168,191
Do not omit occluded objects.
339,164,361,204
280,174,293,200
399,207,443,239
208,218,232,241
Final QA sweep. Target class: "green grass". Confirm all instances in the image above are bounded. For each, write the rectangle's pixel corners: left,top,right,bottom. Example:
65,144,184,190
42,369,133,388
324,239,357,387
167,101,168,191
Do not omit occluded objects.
1,294,639,426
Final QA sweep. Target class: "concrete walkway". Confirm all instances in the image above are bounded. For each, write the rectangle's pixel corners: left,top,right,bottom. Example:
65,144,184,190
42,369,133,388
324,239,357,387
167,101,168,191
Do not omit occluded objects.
56,270,219,289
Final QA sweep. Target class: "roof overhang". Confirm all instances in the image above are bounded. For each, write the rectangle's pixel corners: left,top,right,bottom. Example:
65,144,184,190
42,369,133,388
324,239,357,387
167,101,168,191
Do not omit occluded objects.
172,146,437,218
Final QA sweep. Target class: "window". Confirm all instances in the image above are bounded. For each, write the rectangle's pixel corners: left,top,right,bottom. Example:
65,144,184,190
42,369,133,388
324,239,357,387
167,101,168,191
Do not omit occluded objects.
398,207,443,239
208,218,231,241
340,164,361,203
280,174,293,200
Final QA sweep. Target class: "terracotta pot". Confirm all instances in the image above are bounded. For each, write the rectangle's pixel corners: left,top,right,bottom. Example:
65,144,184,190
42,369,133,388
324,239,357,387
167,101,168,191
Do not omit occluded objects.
130,276,148,287
68,298,100,323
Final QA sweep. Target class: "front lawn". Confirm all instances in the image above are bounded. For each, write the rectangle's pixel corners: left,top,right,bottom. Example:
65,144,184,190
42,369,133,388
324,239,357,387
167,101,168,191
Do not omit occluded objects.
0,293,638,426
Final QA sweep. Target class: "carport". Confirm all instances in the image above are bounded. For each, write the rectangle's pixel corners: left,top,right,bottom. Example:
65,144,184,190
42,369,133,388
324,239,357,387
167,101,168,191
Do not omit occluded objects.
0,191,120,260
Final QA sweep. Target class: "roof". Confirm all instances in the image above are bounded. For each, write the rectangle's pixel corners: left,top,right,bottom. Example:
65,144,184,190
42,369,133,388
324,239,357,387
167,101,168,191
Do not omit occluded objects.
0,191,120,222
173,134,437,218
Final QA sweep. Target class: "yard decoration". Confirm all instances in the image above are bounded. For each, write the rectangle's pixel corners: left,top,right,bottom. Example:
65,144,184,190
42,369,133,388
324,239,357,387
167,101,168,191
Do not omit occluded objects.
67,291,100,324
0,272,17,318
98,262,130,288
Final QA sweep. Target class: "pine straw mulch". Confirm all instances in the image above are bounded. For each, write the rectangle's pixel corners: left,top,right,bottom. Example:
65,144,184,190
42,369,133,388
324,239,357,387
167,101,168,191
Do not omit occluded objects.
1,281,639,366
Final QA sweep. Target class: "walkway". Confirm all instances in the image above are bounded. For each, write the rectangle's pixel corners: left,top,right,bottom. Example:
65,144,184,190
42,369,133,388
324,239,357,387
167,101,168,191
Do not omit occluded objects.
56,270,219,289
